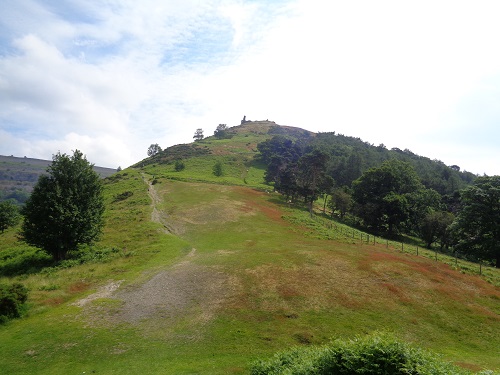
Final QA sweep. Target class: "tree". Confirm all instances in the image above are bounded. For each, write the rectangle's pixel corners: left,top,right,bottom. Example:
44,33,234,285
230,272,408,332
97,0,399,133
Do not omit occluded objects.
452,175,500,267
0,201,20,233
21,150,105,261
174,160,185,172
258,136,303,197
420,211,454,248
329,188,352,219
214,124,229,139
296,149,331,214
213,161,223,177
352,159,424,234
405,187,442,234
147,143,162,157
193,128,204,141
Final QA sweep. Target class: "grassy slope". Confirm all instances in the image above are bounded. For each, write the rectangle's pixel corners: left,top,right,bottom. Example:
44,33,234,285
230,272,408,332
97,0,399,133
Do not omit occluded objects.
0,122,499,374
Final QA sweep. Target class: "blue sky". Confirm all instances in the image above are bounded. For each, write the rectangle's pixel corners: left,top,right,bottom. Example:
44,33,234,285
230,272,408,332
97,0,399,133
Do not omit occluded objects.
1,0,500,175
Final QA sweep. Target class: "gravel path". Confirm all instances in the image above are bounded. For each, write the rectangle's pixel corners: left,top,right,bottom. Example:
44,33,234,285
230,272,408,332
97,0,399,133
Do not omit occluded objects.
114,261,229,324
75,178,236,334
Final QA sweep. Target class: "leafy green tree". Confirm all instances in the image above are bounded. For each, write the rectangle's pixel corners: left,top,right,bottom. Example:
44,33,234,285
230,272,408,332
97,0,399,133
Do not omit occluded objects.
0,201,20,233
296,149,331,212
21,150,105,261
214,124,229,139
420,211,454,248
174,160,185,172
352,159,424,234
213,161,223,177
329,188,352,219
147,143,162,156
193,128,204,141
405,187,442,234
257,136,306,200
452,175,500,267
332,152,363,188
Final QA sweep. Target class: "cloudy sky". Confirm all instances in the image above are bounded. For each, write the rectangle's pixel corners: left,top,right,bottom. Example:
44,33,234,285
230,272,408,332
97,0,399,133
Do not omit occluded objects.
1,0,500,175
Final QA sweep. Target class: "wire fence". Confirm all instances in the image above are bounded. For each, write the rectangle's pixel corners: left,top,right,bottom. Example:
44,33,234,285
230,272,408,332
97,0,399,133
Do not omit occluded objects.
310,214,498,285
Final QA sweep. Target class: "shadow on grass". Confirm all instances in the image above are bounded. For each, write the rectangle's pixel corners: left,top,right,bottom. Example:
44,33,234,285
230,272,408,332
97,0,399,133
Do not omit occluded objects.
0,245,122,277
0,248,54,277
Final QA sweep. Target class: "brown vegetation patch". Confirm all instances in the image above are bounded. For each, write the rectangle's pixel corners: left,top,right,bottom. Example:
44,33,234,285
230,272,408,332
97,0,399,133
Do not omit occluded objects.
380,282,411,303
181,198,256,227
72,280,123,307
469,305,499,320
359,248,500,313
242,251,377,312
68,281,91,293
42,297,64,306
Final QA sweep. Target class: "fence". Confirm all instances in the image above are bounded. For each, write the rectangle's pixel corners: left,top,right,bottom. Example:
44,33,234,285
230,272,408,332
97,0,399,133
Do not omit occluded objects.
310,214,497,283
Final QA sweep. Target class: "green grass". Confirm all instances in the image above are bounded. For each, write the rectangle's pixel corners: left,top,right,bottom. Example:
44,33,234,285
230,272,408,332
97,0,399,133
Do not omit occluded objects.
0,129,499,374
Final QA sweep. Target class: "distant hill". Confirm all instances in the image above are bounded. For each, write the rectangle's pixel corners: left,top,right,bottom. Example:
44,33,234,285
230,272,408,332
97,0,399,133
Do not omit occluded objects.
135,121,477,197
0,155,117,204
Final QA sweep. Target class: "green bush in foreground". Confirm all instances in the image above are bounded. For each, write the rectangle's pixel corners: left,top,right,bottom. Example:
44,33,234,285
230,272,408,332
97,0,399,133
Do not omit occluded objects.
251,333,496,375
0,283,29,324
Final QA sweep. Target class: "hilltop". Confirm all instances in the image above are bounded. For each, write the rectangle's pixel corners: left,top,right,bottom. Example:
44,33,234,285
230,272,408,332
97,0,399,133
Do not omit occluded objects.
0,122,498,374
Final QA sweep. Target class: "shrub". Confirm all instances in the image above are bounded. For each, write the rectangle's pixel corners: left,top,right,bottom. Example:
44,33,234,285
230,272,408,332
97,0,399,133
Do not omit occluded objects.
213,161,224,177
174,160,185,172
251,332,473,375
113,191,134,202
0,283,29,323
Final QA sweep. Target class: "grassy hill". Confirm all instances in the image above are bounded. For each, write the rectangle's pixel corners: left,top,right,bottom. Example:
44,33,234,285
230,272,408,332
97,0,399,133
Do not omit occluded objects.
0,122,498,374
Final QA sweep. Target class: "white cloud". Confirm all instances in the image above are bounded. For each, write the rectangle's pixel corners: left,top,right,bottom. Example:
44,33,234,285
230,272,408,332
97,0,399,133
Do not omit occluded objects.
1,0,500,175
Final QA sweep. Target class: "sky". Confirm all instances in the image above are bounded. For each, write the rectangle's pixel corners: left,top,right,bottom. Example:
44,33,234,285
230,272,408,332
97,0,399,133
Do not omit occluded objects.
1,0,500,175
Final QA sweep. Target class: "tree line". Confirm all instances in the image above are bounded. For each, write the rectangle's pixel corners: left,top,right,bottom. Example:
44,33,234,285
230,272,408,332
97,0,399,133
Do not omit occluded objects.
257,132,499,268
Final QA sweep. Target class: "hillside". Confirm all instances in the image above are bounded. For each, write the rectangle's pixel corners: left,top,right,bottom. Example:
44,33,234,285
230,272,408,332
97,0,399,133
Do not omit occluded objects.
0,122,498,374
0,155,117,204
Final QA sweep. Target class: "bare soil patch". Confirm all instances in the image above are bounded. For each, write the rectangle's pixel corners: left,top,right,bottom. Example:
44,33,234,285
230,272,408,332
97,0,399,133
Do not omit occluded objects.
72,280,124,307
114,262,229,325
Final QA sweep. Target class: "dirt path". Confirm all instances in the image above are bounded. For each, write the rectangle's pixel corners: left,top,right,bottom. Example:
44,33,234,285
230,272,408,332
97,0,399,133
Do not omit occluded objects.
143,173,176,234
74,177,236,336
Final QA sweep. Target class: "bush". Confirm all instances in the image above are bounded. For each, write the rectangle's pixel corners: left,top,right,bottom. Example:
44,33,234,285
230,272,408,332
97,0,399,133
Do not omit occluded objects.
113,191,133,202
251,332,475,375
0,283,29,323
174,160,186,172
213,161,224,177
